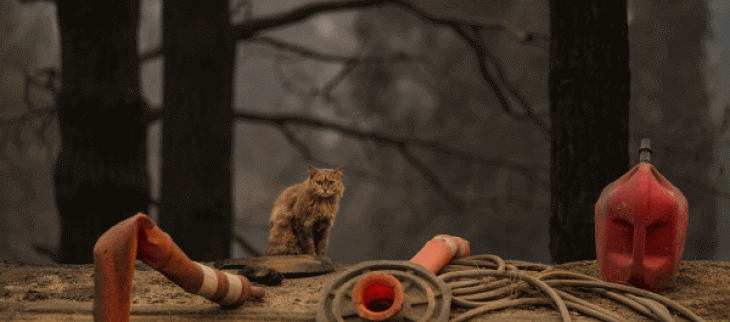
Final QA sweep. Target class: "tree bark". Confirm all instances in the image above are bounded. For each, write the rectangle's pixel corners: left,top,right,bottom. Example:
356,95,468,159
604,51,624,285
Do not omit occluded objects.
549,1,630,264
54,0,148,263
160,0,234,260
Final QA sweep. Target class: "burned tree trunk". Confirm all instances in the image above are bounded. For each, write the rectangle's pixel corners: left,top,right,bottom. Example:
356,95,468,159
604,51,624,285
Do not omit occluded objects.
159,0,234,260
54,0,148,263
549,0,630,263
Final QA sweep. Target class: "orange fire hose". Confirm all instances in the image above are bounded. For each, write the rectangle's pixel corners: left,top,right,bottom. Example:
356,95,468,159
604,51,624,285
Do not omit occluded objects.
92,213,264,322
351,235,469,321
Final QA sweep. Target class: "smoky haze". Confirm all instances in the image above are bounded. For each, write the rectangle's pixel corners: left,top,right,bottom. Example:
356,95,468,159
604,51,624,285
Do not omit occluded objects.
1,0,729,264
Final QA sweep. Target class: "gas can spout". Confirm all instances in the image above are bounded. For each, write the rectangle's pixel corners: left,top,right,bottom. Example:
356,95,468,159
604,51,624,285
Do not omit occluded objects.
639,138,652,163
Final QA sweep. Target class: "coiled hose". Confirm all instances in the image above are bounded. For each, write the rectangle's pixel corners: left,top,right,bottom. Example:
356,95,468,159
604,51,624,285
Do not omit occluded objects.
437,254,705,322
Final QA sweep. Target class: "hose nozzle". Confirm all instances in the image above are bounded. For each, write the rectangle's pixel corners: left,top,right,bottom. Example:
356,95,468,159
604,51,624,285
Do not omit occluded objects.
639,138,652,163
350,235,469,321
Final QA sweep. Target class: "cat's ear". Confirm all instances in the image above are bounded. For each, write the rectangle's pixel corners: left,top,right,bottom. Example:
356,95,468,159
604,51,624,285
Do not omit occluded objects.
332,166,343,179
308,164,318,178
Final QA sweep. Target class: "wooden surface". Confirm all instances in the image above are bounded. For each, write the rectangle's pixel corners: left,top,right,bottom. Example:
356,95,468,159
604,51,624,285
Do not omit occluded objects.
214,254,336,277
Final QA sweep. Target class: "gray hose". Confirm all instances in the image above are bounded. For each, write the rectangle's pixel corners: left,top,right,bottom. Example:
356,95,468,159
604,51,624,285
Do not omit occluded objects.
440,269,573,322
438,254,706,322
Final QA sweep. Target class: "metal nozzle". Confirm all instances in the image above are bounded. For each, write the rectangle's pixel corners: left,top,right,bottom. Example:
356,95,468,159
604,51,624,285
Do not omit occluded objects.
639,138,652,163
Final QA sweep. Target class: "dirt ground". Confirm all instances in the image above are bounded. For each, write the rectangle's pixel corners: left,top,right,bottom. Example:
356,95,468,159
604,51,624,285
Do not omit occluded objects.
551,260,730,321
0,259,728,321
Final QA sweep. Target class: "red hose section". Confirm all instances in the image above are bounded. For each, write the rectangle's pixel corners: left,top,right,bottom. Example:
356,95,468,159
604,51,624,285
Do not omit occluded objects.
92,213,264,322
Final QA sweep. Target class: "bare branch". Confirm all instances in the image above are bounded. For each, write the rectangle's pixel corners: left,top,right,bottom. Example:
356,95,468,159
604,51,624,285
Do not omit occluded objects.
234,0,547,44
143,109,163,127
0,68,60,160
139,45,162,61
34,113,56,142
268,48,321,97
0,107,56,126
1,68,59,126
454,25,517,120
397,144,464,210
233,1,549,133
233,111,549,189
276,123,314,161
24,68,60,107
230,0,253,25
379,2,551,133
453,24,549,134
232,232,263,256
472,26,550,133
250,36,418,64
254,37,414,119
33,67,60,96
233,0,390,40
501,21,549,49
321,57,359,103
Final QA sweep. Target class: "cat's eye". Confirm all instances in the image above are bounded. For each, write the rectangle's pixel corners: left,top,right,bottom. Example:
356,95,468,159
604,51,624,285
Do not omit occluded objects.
328,180,334,185
316,180,323,185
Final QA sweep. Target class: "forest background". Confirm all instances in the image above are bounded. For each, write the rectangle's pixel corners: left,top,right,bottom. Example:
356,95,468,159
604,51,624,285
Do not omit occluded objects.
1,0,729,264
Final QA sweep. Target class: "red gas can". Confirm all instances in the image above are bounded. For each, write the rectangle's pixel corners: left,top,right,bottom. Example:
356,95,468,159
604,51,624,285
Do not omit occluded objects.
594,139,688,291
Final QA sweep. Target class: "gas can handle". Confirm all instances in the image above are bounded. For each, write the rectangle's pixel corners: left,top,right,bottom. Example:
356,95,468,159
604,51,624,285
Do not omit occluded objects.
639,138,652,163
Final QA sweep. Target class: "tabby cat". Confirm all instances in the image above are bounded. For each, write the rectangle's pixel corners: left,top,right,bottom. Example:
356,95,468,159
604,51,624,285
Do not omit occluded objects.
266,165,344,255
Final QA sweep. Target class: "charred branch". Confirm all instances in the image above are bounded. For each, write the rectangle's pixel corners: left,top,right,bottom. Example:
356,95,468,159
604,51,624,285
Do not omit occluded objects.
397,143,464,210
139,46,161,61
275,123,314,161
137,1,549,133
403,9,549,134
0,68,60,158
232,0,547,44
229,1,549,133
251,36,419,64
462,25,550,133
233,111,549,188
232,0,390,40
